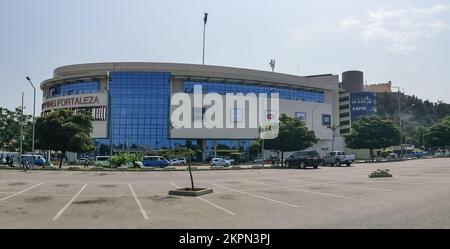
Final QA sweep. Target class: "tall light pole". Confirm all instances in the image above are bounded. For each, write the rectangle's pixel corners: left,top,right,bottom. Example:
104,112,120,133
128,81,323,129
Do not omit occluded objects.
26,77,36,167
202,12,208,65
392,86,402,156
20,92,24,156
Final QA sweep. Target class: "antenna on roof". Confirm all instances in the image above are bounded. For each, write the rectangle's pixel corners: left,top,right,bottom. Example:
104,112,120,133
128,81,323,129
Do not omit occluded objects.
269,59,276,72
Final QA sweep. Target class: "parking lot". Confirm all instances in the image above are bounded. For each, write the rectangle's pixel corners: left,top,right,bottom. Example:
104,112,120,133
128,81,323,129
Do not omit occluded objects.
0,158,449,228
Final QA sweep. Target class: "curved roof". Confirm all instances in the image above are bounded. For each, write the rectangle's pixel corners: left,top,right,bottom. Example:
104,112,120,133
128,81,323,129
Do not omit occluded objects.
41,62,338,91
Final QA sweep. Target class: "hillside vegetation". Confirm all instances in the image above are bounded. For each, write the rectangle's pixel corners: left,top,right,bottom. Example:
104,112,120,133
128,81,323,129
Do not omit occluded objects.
377,92,450,146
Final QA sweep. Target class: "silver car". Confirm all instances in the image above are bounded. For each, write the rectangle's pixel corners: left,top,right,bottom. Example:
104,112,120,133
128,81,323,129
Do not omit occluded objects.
210,158,231,167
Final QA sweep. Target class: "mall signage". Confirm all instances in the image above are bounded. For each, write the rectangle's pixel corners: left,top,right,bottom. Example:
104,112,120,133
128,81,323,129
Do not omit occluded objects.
42,93,106,111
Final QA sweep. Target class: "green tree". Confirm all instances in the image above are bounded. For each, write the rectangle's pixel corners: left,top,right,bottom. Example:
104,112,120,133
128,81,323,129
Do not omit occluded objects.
264,114,318,165
249,140,261,160
424,116,450,149
345,116,400,161
0,107,33,152
35,109,95,168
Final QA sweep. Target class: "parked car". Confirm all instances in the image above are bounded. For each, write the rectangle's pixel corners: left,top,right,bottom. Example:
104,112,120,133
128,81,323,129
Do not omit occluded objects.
177,158,187,164
435,150,449,157
77,158,90,165
263,156,280,165
410,150,427,158
254,157,263,163
95,156,111,167
210,158,231,167
169,158,181,166
21,154,46,166
322,151,355,167
142,156,169,168
223,156,236,165
285,150,321,169
388,152,399,159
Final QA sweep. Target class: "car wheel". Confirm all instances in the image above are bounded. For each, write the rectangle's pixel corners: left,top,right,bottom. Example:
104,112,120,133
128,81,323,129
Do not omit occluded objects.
286,162,291,168
313,165,319,169
300,162,306,169
346,162,351,167
335,160,341,167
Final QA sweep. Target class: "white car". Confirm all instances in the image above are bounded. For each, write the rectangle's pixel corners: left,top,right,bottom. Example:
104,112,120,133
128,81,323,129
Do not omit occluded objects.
169,159,181,165
435,150,449,157
210,158,231,167
177,158,187,164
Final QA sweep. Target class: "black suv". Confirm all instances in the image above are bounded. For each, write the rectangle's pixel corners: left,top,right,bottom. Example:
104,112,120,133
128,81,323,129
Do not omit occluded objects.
285,150,321,169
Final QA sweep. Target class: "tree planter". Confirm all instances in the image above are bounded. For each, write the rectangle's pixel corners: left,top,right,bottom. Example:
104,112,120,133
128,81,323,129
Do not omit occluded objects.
369,169,393,178
169,188,213,197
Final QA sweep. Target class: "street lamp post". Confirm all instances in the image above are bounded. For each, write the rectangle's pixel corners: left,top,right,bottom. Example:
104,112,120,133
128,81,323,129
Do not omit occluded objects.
20,92,24,156
26,77,36,168
392,86,402,157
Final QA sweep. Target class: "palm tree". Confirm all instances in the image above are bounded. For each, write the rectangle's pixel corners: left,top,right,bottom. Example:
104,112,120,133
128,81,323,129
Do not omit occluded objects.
327,125,341,151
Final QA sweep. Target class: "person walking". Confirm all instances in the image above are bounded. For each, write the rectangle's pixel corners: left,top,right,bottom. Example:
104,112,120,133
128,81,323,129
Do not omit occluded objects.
5,155,11,167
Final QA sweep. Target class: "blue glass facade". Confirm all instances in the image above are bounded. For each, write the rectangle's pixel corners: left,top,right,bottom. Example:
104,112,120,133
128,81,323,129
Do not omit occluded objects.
107,72,186,150
184,81,325,103
50,81,99,97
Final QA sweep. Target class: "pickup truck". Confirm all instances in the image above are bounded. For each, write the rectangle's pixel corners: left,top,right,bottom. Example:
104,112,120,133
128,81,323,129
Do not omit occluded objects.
322,151,355,167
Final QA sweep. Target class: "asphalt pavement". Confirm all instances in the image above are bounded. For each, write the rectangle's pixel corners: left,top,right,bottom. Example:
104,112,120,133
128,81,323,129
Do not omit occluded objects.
0,158,449,228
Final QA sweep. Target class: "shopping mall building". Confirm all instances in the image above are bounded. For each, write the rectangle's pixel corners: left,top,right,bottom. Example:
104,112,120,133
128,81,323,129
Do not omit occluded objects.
40,62,348,160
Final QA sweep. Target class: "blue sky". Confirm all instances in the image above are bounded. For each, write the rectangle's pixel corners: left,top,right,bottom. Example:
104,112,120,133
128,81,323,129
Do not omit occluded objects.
1,0,450,114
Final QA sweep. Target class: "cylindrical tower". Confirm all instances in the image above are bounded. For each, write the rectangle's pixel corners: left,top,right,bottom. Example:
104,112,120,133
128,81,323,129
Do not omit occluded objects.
342,70,364,93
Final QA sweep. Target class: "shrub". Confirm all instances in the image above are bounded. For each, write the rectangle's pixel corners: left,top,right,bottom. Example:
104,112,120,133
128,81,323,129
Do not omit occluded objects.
380,149,393,158
110,153,143,167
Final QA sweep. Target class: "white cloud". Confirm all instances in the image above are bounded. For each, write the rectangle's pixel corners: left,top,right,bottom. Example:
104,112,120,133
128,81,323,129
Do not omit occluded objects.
342,4,450,53
341,16,362,29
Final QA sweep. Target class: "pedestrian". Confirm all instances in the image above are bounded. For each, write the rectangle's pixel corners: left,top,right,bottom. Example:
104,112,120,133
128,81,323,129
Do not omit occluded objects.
5,155,10,166
84,160,89,168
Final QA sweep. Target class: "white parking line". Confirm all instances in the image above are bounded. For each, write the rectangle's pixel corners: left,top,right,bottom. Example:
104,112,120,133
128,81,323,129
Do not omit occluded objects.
169,183,236,215
124,171,129,176
128,183,149,220
244,181,353,199
211,183,299,208
288,180,395,192
0,183,43,201
52,183,87,221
